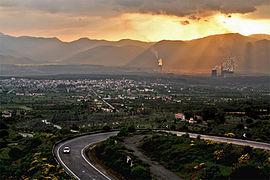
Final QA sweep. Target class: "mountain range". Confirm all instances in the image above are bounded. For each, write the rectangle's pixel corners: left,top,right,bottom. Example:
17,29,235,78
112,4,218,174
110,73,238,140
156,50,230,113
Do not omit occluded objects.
0,32,269,74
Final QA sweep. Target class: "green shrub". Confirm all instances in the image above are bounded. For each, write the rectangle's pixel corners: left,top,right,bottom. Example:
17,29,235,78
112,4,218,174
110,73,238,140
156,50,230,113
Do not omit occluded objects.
0,121,8,129
199,165,226,180
182,133,190,138
0,130,9,137
102,125,111,131
139,133,270,179
0,141,7,148
130,165,151,180
118,127,128,137
230,161,266,179
8,147,23,160
127,125,136,133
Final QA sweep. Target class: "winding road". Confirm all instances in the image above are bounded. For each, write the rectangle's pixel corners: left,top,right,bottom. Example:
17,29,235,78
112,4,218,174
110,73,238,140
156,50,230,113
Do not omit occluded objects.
53,131,270,180
53,131,118,180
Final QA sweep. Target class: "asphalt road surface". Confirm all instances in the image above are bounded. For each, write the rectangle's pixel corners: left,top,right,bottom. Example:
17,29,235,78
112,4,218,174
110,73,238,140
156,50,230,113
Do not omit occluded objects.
53,131,118,180
54,131,270,180
165,131,270,151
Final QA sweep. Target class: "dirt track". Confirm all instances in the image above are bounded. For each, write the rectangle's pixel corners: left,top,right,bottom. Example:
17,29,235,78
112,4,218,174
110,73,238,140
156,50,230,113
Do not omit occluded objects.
124,135,182,180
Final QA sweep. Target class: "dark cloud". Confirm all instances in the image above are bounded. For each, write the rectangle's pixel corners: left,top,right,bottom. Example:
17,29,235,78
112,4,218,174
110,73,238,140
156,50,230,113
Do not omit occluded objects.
244,5,270,19
188,15,201,21
0,0,269,18
180,20,190,25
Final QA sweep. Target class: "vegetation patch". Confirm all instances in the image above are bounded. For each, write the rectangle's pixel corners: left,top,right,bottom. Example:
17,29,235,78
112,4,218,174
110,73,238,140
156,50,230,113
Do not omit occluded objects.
93,127,152,180
0,122,72,179
139,133,270,179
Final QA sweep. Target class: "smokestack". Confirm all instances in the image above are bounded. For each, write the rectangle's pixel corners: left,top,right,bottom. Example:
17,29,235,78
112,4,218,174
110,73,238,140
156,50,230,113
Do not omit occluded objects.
152,47,163,73
157,58,163,73
158,58,163,66
211,69,217,77
211,66,218,77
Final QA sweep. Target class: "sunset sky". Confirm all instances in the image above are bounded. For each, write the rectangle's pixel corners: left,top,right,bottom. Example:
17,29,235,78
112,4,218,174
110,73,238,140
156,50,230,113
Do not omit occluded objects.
0,0,269,42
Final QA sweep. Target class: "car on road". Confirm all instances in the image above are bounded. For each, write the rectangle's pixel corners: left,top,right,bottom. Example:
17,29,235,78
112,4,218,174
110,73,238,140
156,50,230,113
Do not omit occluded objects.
63,146,70,154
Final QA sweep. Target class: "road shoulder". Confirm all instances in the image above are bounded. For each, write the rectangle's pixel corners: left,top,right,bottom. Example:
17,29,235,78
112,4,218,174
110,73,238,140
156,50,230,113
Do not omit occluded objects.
85,143,124,180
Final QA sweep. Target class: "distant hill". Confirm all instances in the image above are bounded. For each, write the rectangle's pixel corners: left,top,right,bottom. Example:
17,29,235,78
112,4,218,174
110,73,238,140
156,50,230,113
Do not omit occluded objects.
0,32,269,74
0,32,153,64
63,45,146,66
0,33,64,63
249,34,270,40
0,54,36,64
127,33,270,74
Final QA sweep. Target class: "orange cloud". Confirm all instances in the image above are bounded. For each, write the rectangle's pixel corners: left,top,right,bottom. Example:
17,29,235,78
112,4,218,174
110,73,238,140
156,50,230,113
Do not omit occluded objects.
0,8,269,42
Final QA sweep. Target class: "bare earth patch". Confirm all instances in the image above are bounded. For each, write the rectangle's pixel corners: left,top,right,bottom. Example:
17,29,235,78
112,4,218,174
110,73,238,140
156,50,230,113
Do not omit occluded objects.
124,135,182,180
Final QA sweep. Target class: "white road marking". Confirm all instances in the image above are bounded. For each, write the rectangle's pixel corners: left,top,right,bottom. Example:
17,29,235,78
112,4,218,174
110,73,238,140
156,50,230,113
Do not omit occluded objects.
56,133,116,180
81,141,112,180
57,142,80,180
57,133,110,179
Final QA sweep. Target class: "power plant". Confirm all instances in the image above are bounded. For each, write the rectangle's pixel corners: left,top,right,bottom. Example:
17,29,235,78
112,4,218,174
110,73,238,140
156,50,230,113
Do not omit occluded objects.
221,56,235,77
211,57,236,77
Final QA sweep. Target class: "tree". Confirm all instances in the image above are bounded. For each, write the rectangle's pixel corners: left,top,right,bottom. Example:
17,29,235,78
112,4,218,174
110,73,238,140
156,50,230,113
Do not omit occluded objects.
201,106,225,124
235,123,244,130
8,147,23,160
118,127,128,137
0,121,8,129
59,127,70,134
25,137,42,152
184,110,193,120
102,125,111,131
245,106,258,119
0,141,7,148
170,124,176,130
246,118,253,124
0,130,9,137
127,125,136,133
201,106,217,121
71,124,79,130
230,162,265,179
215,110,225,124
